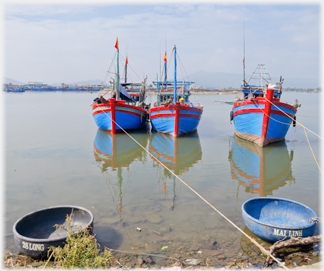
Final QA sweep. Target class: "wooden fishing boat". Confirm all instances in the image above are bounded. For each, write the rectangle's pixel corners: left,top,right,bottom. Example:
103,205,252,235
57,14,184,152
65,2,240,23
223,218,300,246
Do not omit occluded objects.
5,84,24,92
92,38,149,133
242,197,318,242
149,45,203,137
231,64,300,147
229,135,294,197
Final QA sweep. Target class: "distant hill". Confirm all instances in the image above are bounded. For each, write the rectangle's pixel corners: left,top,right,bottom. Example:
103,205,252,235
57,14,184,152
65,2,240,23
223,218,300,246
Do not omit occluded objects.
4,77,25,85
186,71,319,89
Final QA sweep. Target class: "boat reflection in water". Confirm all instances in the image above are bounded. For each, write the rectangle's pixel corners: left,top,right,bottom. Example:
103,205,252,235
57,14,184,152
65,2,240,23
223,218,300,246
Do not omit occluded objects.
228,135,295,197
149,131,202,209
93,128,148,213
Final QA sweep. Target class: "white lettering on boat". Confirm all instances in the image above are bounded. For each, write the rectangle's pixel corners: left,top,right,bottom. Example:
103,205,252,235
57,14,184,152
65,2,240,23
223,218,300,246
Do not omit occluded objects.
273,229,302,237
22,241,45,251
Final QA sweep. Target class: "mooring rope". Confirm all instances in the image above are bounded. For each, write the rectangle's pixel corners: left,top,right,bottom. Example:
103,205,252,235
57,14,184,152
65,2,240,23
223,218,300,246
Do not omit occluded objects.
95,105,289,269
300,123,322,174
259,96,321,173
264,96,322,139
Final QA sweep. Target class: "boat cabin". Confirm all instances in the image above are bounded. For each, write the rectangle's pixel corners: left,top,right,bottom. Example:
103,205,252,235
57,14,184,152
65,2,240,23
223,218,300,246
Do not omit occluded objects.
241,84,282,101
110,82,146,105
153,80,194,107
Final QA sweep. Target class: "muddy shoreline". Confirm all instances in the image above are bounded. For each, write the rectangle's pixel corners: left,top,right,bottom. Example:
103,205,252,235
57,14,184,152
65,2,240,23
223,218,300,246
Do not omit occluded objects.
4,232,321,269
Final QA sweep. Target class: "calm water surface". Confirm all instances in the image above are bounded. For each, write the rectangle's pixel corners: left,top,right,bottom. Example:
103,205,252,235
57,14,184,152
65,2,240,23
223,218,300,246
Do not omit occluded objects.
4,91,321,263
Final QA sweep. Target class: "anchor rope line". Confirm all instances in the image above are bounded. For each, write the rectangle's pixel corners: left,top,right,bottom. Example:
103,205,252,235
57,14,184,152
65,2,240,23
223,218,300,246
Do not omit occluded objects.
248,100,321,174
96,107,289,270
300,124,322,174
264,96,322,139
249,99,294,126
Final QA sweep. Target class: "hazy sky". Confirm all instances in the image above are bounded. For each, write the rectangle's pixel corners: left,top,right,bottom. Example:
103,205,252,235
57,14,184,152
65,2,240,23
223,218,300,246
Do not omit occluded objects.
3,2,321,85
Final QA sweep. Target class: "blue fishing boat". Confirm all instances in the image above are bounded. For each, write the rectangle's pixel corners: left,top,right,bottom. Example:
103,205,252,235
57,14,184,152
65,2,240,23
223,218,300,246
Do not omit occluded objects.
5,85,24,92
49,86,58,91
149,131,202,175
231,64,300,147
26,82,50,91
229,135,294,197
242,197,318,242
149,45,203,137
92,38,149,134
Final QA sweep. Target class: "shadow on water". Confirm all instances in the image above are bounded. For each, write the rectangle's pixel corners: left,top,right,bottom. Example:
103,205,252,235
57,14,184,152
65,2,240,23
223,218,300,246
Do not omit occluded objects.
94,225,124,250
228,135,295,197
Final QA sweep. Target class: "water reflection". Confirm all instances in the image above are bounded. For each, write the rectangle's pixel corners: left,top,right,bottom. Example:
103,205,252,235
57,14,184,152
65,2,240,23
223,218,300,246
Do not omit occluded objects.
228,135,295,197
149,132,203,209
93,128,148,212
149,131,203,175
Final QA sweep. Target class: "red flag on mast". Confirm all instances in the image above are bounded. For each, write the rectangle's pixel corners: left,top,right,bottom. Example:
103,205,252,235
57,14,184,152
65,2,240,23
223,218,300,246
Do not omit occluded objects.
163,52,167,62
125,57,128,65
115,37,119,50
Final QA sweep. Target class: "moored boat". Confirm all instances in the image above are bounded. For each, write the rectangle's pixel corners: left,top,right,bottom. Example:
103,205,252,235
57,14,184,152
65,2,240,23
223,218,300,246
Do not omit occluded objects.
231,64,300,147
13,206,93,259
149,45,203,137
92,38,149,134
5,84,24,92
242,197,318,242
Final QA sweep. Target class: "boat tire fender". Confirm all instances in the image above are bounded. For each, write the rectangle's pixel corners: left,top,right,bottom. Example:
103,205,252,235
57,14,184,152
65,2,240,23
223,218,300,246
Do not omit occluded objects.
230,111,233,121
293,116,296,127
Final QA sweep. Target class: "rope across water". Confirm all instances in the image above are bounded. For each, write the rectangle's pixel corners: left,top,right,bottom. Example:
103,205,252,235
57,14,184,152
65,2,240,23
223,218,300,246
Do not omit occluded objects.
96,106,289,269
260,96,321,173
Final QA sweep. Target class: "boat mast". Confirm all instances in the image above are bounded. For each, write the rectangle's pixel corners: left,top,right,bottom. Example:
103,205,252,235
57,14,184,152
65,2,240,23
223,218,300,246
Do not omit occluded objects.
164,51,167,90
115,37,120,100
174,45,177,104
243,22,246,87
124,57,128,83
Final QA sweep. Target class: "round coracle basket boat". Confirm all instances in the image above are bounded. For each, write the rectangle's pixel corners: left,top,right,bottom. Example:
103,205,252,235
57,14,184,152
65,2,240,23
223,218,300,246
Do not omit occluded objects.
13,205,94,259
242,197,317,242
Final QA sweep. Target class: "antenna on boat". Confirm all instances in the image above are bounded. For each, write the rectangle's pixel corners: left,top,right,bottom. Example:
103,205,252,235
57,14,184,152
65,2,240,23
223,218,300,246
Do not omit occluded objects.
115,37,120,100
164,35,167,89
124,57,128,84
124,42,128,84
243,22,246,87
174,45,177,104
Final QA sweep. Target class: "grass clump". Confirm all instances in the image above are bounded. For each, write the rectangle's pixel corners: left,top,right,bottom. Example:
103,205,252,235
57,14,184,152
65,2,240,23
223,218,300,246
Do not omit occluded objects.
48,213,113,268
